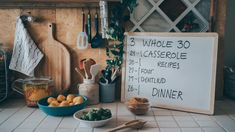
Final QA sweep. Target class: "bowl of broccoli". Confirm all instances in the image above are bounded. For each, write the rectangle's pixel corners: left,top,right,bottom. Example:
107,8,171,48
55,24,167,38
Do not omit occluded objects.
73,108,112,128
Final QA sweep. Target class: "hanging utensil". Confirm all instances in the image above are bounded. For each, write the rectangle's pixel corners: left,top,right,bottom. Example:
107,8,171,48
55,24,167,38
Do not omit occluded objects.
77,9,88,49
87,8,92,43
85,19,88,38
90,64,101,81
91,8,103,48
107,119,146,132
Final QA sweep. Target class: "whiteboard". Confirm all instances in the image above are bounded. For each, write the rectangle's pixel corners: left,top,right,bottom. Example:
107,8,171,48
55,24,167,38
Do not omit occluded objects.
121,32,218,115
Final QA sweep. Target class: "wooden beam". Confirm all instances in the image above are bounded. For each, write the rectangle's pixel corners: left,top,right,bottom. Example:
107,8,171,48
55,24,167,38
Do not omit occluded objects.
215,0,227,99
0,0,120,8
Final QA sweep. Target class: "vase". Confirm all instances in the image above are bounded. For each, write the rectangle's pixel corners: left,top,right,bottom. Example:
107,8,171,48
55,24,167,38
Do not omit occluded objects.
99,81,116,103
79,79,99,105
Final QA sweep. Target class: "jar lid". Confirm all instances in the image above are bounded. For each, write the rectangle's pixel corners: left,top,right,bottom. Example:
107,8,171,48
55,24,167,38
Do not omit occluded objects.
24,77,53,85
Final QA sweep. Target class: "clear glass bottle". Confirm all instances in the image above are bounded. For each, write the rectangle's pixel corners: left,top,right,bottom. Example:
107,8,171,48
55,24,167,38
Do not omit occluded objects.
78,79,99,105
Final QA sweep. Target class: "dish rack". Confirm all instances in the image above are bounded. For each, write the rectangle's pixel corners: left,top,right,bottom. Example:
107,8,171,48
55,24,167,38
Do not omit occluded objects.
0,44,11,103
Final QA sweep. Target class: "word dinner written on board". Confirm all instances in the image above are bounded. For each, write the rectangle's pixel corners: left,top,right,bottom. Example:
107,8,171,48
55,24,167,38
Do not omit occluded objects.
122,33,218,114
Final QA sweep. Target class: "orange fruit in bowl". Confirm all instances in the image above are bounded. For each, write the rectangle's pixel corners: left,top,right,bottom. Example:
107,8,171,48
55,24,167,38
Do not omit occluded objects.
47,97,56,104
48,103,57,107
67,94,75,103
59,101,70,107
57,95,66,102
49,100,60,107
69,102,74,106
73,96,84,104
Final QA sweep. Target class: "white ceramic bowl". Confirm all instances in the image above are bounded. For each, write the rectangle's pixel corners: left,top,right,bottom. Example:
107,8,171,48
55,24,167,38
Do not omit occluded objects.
73,108,112,128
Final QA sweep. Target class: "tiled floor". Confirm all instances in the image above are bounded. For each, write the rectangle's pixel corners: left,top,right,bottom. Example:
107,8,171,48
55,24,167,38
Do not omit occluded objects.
0,98,235,132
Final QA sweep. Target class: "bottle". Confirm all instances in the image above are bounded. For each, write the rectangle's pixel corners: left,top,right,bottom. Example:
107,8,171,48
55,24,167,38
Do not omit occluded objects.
78,79,99,105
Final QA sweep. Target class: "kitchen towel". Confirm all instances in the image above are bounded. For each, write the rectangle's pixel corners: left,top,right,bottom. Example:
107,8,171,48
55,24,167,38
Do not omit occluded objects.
9,17,43,77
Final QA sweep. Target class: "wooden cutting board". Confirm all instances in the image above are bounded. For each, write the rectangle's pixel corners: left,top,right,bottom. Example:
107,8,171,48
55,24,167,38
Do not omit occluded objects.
36,23,71,94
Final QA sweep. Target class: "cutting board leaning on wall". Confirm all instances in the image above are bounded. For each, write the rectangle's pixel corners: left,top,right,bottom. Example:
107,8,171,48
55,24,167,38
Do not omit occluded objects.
36,23,71,94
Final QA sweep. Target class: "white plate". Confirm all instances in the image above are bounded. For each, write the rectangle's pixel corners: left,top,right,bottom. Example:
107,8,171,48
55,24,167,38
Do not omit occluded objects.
73,108,112,128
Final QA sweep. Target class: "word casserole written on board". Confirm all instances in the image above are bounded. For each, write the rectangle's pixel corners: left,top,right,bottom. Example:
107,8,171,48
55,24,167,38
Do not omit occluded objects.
121,32,218,115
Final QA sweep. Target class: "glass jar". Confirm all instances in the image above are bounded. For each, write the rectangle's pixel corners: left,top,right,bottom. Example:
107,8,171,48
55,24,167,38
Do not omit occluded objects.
78,79,99,105
12,77,55,107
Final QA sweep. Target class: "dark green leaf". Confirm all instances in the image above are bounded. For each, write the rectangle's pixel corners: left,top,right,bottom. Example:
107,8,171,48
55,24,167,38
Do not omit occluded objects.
111,50,119,56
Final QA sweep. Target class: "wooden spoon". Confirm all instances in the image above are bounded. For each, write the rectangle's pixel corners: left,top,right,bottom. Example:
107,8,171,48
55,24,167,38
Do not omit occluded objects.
83,60,88,79
75,67,85,79
84,59,94,79
107,119,146,132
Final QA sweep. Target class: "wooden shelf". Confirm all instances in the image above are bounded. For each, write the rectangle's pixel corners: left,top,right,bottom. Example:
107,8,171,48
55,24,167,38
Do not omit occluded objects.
0,0,120,8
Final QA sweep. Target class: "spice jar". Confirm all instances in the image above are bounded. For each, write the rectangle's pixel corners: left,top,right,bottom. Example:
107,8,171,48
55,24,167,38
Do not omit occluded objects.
78,79,99,105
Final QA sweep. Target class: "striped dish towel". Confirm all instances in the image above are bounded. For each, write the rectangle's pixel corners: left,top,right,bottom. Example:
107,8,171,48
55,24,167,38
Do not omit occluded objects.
9,17,43,77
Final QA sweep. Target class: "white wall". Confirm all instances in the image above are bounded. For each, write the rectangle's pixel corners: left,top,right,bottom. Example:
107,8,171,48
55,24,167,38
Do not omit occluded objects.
224,0,235,66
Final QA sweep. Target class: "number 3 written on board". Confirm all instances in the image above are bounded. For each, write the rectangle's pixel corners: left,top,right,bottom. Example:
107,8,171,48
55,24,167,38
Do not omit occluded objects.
130,38,135,46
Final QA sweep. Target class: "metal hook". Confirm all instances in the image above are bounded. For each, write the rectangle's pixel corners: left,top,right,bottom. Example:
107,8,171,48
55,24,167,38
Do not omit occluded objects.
20,11,36,25
88,7,90,13
96,7,98,14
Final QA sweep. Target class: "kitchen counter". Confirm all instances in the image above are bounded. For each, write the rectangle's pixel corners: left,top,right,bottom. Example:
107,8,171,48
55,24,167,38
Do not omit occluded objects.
0,98,235,132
